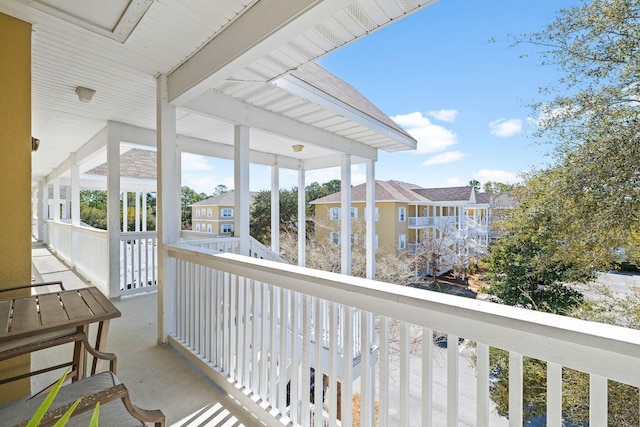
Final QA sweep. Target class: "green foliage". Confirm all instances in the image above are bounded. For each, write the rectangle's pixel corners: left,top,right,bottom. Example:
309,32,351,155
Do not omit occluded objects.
483,2,640,423
26,369,98,427
181,186,209,230
250,180,341,245
80,190,107,230
468,179,480,192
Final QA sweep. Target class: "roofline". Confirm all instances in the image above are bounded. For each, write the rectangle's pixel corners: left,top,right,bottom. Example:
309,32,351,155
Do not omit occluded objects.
274,74,417,151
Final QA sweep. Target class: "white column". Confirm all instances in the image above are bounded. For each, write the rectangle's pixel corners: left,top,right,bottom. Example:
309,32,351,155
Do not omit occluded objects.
234,125,250,256
36,180,44,241
71,153,80,267
341,155,352,275
157,75,180,343
365,160,376,280
122,191,128,232
271,164,280,255
142,192,147,232
53,172,60,222
107,122,122,299
297,166,305,267
135,192,141,232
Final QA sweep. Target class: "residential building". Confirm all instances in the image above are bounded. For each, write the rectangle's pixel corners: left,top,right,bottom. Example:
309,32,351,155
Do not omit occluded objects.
2,2,639,426
312,180,490,260
191,191,257,235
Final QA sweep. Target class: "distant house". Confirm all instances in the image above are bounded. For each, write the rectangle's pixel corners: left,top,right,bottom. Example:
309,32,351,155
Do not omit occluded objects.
311,180,490,257
191,191,257,235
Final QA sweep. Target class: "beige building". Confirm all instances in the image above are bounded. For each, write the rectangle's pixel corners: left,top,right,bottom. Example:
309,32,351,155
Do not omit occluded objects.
312,180,490,256
191,192,257,236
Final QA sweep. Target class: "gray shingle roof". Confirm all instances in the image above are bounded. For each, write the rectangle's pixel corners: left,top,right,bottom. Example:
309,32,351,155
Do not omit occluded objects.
192,191,258,206
85,148,156,180
412,186,474,202
291,63,415,141
311,181,491,205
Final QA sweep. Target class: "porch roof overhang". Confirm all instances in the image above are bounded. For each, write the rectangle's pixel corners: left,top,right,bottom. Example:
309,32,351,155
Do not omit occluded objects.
0,0,436,187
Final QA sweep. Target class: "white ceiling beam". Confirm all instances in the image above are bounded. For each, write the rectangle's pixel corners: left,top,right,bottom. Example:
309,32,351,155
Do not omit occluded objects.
184,90,378,161
167,0,344,105
177,134,301,169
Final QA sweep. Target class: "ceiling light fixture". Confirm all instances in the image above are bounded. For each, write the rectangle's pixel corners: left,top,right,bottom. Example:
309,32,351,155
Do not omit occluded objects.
292,144,304,153
76,86,96,103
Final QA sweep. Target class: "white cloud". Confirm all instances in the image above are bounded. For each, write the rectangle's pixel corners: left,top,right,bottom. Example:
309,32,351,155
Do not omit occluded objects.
427,109,458,123
472,169,519,184
304,165,365,187
489,118,522,137
181,153,214,171
391,112,457,153
422,151,465,166
445,177,464,186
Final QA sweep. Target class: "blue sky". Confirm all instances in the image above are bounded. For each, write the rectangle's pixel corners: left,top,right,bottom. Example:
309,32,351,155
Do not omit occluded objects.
182,0,579,194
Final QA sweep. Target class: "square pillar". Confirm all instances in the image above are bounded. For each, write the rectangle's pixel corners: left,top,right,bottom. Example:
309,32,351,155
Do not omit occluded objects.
297,166,305,267
234,124,250,256
341,155,351,275
271,164,280,254
156,75,179,343
365,160,376,280
107,123,122,298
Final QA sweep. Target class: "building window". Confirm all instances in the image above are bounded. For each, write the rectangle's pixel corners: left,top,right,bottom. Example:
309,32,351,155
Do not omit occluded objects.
398,234,407,250
329,232,340,245
196,208,201,217
207,224,212,233
221,224,234,234
351,207,358,219
398,207,406,222
221,208,233,218
207,208,212,217
330,207,341,221
195,223,201,231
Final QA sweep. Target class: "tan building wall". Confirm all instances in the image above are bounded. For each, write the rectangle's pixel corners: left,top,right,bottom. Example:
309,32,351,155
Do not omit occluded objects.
0,12,32,402
192,205,235,235
314,201,410,255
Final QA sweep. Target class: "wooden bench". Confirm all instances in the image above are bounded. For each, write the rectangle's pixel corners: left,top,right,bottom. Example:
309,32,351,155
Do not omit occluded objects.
0,371,165,426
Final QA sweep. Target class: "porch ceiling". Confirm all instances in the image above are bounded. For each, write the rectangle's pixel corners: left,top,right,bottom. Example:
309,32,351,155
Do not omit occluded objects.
0,0,436,185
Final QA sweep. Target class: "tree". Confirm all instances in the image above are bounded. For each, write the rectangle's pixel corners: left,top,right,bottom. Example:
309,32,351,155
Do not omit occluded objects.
211,184,229,197
485,172,589,315
468,179,480,192
412,219,459,288
181,186,208,230
80,190,108,229
484,2,640,422
249,181,341,246
510,0,640,265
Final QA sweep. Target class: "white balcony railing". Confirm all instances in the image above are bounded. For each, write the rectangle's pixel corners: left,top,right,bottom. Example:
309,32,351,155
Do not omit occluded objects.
45,220,109,292
120,231,158,296
165,243,640,427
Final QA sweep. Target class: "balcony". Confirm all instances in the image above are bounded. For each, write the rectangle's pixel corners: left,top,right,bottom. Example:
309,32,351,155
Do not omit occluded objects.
30,242,640,426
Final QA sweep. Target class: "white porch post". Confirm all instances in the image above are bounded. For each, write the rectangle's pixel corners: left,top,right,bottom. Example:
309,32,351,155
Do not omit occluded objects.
135,192,141,232
107,122,121,299
297,166,305,267
122,191,128,232
157,75,180,343
271,164,280,255
365,160,376,280
341,154,352,276
36,180,44,241
142,192,147,232
53,172,60,222
234,125,250,256
71,153,80,267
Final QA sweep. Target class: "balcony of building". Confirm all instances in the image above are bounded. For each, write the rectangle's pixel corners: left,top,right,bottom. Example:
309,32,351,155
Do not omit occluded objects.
29,240,640,427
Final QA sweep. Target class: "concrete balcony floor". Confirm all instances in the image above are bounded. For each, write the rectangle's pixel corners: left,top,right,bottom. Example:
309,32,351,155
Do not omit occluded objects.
31,243,253,426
